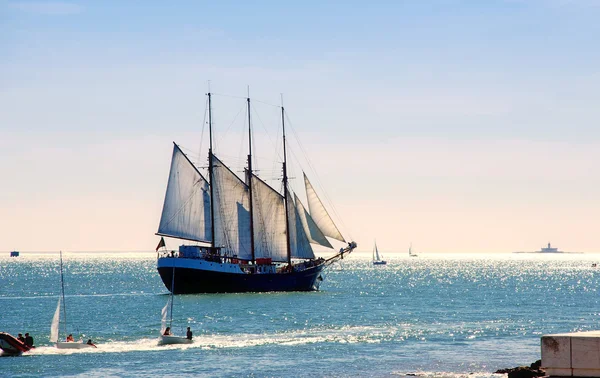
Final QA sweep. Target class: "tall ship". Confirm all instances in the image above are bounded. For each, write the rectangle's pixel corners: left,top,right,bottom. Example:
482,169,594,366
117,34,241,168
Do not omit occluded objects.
155,92,356,293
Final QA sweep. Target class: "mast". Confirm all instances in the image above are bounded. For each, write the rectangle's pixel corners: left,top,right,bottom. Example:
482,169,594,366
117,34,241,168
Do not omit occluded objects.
59,250,68,336
281,101,292,266
208,92,216,250
246,89,256,264
169,266,175,328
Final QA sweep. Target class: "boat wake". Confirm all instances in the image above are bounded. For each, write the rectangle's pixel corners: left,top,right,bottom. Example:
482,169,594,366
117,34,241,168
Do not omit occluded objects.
27,325,396,355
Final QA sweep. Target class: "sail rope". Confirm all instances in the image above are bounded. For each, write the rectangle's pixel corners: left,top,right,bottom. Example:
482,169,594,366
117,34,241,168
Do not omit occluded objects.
197,96,209,167
284,112,353,242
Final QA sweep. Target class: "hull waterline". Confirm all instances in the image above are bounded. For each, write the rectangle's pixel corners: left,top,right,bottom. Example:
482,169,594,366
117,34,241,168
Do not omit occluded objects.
157,258,326,294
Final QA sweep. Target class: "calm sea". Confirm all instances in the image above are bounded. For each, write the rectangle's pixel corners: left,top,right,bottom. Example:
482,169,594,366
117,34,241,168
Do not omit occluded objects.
2,252,600,377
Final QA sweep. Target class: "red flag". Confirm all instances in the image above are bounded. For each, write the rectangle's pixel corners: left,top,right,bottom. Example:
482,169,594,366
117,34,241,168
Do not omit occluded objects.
156,237,165,251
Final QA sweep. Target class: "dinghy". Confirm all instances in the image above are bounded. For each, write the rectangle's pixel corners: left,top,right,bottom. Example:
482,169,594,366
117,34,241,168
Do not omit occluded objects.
50,251,96,349
158,266,192,345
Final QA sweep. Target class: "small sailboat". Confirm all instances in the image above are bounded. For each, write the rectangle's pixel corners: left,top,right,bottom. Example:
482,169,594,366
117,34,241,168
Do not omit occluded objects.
50,251,96,349
409,243,417,258
158,265,192,345
372,241,387,265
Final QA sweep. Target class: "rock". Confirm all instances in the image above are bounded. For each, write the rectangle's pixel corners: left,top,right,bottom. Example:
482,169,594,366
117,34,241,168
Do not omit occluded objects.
495,360,545,378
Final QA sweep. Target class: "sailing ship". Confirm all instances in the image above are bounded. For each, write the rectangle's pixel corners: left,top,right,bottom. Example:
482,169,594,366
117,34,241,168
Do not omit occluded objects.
155,92,356,293
158,266,192,345
372,241,386,265
409,243,417,257
50,251,96,349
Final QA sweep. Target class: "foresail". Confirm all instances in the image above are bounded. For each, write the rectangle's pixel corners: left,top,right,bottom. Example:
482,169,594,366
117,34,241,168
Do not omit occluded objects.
303,173,345,242
251,174,287,262
287,191,315,259
294,193,333,249
158,143,212,242
49,296,61,343
211,155,252,260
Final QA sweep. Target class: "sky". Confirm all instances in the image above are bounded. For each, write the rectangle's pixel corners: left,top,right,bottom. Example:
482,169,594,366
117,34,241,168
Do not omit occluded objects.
2,0,600,253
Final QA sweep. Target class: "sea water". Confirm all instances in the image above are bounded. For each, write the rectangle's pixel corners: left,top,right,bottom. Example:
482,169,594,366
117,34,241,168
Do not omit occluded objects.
2,252,600,377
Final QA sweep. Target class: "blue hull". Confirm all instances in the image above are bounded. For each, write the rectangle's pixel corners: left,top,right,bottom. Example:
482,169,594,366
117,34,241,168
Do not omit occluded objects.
157,264,326,294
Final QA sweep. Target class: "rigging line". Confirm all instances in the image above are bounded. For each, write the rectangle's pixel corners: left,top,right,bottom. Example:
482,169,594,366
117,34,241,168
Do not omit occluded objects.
214,103,246,154
238,104,248,178
197,96,209,166
252,98,280,108
285,112,353,241
210,92,248,100
250,103,282,184
211,92,281,108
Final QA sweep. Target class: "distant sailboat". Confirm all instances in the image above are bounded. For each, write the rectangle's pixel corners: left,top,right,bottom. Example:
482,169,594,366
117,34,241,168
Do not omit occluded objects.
158,266,192,345
372,241,387,265
409,243,417,257
50,251,96,349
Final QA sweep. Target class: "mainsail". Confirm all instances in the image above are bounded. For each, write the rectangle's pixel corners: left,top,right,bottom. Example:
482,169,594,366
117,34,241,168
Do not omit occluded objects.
251,174,287,262
287,191,315,259
373,242,382,261
49,296,61,343
160,293,170,335
294,193,333,249
303,173,345,242
211,154,252,260
158,143,212,243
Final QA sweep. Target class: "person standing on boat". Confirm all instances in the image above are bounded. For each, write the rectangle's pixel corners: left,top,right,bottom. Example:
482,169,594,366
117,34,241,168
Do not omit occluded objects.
24,333,33,347
186,327,192,340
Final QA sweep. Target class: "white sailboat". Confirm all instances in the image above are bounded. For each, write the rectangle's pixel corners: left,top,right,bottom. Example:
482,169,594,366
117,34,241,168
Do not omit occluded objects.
50,251,96,349
158,266,192,345
409,243,417,257
372,241,387,265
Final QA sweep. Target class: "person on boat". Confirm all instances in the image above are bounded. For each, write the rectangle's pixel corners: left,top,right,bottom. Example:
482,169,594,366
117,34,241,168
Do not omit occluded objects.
86,339,97,348
24,333,34,347
17,333,25,344
66,334,74,342
186,327,192,340
163,327,171,336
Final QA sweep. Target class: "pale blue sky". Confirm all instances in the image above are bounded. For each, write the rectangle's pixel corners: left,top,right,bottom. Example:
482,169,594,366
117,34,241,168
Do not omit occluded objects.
2,1,600,253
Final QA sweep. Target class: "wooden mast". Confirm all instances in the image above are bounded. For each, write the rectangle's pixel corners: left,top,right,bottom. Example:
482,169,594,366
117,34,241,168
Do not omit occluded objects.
207,92,216,250
281,99,292,267
246,88,256,265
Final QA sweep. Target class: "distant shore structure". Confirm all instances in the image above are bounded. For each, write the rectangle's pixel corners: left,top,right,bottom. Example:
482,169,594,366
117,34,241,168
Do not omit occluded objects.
538,242,561,253
10,251,19,257
513,242,573,254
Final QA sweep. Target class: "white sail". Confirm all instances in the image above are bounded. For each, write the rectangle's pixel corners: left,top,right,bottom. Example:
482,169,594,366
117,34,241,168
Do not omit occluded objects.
294,193,333,249
211,154,252,260
158,143,212,242
303,173,345,242
160,296,170,335
251,174,287,262
374,242,382,261
49,296,61,343
287,191,315,259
